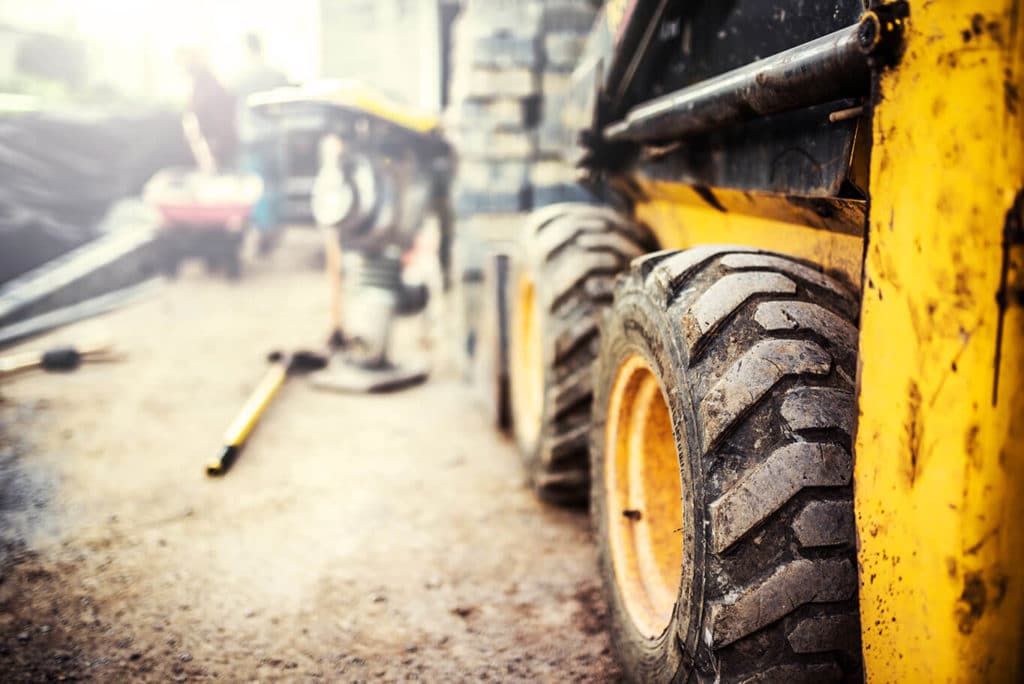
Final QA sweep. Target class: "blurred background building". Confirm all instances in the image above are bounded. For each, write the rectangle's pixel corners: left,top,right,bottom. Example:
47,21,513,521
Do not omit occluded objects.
0,0,453,107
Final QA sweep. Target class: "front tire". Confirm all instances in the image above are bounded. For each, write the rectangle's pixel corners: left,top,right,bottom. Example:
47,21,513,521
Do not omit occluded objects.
592,246,862,682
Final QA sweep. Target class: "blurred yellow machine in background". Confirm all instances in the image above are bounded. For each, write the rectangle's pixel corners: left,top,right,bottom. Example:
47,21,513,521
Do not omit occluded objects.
253,81,454,390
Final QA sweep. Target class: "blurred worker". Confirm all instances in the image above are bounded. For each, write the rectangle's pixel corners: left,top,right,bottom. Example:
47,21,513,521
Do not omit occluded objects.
177,48,237,172
236,33,289,253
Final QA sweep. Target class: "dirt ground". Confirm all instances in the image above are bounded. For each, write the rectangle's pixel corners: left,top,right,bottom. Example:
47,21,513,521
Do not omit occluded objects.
0,231,620,682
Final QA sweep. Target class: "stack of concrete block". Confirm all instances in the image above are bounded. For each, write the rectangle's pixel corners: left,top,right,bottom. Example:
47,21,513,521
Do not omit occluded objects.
446,1,597,382
447,0,596,218
448,1,542,216
533,0,597,207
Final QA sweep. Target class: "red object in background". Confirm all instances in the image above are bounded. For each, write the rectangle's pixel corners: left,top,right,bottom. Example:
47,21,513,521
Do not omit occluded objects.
145,168,263,231
155,204,250,230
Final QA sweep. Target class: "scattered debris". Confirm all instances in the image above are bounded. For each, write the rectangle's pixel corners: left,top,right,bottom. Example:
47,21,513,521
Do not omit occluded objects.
451,606,475,619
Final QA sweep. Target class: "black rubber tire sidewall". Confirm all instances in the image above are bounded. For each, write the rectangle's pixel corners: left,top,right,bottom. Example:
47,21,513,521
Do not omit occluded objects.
591,284,706,683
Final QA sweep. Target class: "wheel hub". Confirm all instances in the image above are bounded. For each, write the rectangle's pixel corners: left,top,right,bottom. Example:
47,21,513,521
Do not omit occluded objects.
605,354,683,639
511,273,544,447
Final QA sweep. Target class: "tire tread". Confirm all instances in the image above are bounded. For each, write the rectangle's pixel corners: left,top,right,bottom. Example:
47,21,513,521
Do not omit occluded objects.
593,248,862,680
516,204,654,504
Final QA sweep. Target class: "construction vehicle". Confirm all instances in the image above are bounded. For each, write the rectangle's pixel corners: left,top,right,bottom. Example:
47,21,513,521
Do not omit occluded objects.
490,0,1023,681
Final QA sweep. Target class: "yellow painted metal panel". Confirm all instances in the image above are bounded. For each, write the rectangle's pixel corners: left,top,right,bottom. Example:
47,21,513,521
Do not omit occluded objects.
630,179,866,288
857,1,1024,681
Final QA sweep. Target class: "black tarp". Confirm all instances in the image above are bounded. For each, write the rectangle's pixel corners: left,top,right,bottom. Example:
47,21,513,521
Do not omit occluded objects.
0,107,191,283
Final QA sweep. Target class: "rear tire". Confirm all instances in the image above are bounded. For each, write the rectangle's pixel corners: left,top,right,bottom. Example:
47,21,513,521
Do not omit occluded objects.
160,255,181,279
509,203,654,505
224,254,242,281
591,246,862,682
155,234,181,278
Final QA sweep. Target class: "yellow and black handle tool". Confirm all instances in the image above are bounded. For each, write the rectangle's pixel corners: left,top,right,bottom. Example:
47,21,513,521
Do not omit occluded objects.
206,350,327,476
0,343,119,379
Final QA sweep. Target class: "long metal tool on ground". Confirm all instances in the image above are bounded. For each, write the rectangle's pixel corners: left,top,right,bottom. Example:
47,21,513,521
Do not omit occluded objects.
0,343,120,378
206,350,327,476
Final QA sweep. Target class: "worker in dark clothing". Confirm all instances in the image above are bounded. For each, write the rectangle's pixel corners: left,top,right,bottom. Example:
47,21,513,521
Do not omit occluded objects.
237,33,288,108
178,48,237,172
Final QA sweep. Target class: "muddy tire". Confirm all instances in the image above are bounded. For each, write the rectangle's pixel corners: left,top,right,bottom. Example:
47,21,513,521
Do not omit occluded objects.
591,246,862,682
509,204,654,505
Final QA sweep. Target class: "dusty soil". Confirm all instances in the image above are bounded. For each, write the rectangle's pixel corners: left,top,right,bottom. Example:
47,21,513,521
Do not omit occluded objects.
0,231,619,682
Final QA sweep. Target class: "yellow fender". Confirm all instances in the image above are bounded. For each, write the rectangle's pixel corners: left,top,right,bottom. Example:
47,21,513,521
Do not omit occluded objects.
857,0,1024,680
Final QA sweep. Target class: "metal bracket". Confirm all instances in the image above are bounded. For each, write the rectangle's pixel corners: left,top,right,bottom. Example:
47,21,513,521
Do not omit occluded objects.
860,2,910,69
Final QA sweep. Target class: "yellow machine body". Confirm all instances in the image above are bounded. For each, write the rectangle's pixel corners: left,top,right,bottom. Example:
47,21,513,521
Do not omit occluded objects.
857,0,1023,680
629,181,867,289
249,79,440,136
622,0,1024,679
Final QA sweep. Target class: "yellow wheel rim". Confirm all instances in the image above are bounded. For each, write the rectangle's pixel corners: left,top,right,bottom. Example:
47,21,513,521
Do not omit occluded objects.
511,272,545,448
605,354,683,639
